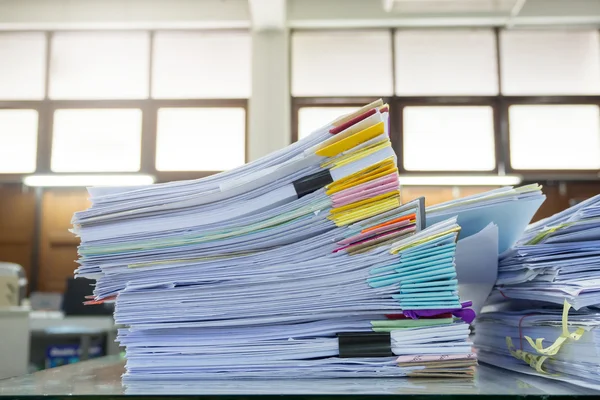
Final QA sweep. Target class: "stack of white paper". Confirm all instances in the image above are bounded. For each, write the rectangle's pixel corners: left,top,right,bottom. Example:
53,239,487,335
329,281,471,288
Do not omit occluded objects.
476,308,600,390
491,194,600,309
72,101,476,382
476,194,600,389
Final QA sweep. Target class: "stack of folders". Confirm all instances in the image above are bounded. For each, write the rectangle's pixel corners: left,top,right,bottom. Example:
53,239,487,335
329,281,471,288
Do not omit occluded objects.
71,100,476,382
476,194,600,389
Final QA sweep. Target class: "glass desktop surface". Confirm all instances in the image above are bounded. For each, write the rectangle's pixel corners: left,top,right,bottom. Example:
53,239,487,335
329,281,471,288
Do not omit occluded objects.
0,355,597,398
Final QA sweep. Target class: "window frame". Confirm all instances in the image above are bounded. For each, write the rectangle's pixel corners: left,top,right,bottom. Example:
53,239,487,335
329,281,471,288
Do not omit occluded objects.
0,106,41,175
0,101,45,182
393,97,501,175
291,97,391,143
151,99,248,182
501,95,600,179
0,30,249,183
291,28,600,181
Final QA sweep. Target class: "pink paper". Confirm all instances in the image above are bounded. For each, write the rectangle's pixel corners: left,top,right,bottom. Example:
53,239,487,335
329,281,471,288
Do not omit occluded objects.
332,182,399,208
332,173,398,199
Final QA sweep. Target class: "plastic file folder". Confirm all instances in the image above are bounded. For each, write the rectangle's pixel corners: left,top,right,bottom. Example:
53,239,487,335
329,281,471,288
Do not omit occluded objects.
426,185,545,253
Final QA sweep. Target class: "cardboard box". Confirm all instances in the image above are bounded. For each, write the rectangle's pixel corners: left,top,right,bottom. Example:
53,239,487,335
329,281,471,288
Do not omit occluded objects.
0,275,19,307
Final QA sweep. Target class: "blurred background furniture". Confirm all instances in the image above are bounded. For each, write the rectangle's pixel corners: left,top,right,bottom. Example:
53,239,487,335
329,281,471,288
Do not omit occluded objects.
0,262,27,307
0,306,30,379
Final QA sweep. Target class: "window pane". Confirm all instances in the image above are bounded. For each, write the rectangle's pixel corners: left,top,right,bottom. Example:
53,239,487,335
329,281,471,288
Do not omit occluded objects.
297,107,359,140
51,109,142,172
153,32,251,99
500,30,600,95
0,110,38,173
509,105,600,170
292,31,393,96
395,29,498,95
49,32,149,99
0,33,46,100
403,106,495,171
156,108,245,171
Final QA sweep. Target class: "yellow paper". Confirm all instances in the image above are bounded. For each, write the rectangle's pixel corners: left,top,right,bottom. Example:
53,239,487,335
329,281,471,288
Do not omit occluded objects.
330,191,399,215
330,195,400,227
326,159,397,195
316,122,384,158
321,139,390,170
390,227,460,254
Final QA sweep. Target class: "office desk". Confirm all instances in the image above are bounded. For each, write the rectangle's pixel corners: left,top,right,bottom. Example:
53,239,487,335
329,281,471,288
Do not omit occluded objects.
0,355,597,398
29,311,120,356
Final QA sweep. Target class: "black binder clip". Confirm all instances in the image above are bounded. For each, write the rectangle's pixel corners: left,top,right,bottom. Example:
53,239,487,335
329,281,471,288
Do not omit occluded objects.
337,332,393,358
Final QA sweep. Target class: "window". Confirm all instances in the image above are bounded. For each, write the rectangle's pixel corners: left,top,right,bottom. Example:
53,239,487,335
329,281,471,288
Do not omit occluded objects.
49,32,150,99
152,32,251,99
51,109,142,172
291,30,393,96
394,29,498,96
297,107,359,140
0,33,46,100
0,110,38,173
509,105,600,170
156,108,246,171
500,30,600,95
403,106,495,171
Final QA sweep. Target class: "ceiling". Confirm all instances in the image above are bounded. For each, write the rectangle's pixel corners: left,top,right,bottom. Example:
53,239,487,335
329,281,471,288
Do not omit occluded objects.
287,0,600,29
0,0,599,31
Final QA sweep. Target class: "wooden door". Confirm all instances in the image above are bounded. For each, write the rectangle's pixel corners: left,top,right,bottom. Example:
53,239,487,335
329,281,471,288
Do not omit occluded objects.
37,189,90,293
0,186,35,283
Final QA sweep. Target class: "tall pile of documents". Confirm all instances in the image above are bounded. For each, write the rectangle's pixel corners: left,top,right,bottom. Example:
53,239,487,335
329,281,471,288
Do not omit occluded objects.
476,194,600,389
72,100,476,382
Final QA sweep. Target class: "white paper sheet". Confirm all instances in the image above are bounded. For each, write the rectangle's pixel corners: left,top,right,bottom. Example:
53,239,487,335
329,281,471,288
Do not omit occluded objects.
455,223,499,316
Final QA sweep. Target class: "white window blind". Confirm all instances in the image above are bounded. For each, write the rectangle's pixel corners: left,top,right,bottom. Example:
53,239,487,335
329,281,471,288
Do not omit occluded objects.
49,32,150,99
292,30,393,96
500,30,600,95
395,29,498,96
0,33,46,100
152,32,251,99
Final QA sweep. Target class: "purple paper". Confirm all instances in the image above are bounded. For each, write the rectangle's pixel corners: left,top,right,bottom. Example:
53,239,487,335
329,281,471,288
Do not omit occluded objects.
403,301,476,324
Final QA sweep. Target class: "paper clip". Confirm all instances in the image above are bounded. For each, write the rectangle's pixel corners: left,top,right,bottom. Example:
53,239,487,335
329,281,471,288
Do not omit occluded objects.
506,298,585,375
